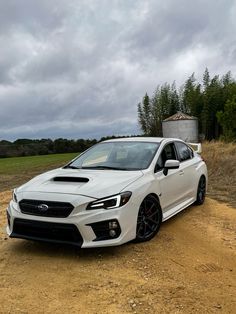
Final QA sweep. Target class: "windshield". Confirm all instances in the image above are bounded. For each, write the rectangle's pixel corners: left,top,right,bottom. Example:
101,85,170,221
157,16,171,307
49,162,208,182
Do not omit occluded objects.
66,141,160,171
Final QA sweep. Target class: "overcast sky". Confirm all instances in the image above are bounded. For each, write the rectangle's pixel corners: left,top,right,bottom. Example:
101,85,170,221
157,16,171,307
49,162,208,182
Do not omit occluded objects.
0,0,236,141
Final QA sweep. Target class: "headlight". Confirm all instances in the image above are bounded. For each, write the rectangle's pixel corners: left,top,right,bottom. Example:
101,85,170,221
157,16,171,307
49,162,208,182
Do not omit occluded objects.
87,192,132,210
12,189,18,203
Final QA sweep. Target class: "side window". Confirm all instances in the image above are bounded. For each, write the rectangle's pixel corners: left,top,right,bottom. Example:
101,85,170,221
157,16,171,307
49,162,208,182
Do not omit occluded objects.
155,143,177,172
175,142,193,162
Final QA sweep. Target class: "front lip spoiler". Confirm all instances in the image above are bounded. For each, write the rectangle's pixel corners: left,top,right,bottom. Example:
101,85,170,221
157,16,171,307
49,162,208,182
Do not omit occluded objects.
9,218,84,248
9,232,83,247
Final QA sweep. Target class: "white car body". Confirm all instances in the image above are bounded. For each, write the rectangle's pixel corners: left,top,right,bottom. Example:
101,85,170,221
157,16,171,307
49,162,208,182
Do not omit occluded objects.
7,137,207,248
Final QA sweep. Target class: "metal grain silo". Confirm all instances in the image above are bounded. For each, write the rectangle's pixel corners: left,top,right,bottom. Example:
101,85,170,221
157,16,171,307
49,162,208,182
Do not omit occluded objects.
162,111,198,142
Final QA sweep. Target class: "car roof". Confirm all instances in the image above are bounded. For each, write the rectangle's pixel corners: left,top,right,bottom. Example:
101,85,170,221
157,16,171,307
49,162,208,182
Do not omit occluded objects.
102,137,184,143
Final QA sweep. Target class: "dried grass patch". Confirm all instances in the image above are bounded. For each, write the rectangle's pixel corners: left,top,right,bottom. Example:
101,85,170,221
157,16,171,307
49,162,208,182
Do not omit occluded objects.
202,141,236,207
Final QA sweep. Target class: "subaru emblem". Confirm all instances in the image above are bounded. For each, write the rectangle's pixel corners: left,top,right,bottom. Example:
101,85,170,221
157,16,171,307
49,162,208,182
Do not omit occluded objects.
38,204,49,212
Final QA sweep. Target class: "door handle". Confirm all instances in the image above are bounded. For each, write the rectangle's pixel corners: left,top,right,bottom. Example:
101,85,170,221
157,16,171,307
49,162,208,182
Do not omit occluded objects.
179,170,184,175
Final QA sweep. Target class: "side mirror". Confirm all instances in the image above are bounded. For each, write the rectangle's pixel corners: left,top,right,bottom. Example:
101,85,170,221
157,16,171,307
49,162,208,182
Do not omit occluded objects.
163,160,180,176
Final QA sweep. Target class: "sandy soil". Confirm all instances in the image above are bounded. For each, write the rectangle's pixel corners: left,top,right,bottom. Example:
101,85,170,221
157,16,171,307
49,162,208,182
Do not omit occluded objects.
0,191,235,314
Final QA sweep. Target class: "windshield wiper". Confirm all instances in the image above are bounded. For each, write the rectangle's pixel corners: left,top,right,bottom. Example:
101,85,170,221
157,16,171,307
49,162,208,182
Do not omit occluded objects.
63,165,80,169
81,165,129,170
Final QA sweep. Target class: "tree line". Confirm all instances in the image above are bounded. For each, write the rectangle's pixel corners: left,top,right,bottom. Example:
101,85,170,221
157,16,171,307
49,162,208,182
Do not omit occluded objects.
137,68,236,141
0,136,132,158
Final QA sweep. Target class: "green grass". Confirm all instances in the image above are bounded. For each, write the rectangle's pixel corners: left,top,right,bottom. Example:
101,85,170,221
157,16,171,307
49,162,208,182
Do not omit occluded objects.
0,153,79,191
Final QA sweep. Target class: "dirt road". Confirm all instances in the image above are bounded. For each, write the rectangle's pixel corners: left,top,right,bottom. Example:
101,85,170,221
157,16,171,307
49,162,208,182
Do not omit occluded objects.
0,191,235,314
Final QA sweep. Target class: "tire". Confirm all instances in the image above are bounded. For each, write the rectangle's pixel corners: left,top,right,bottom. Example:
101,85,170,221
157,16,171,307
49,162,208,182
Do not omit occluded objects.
134,195,162,243
195,176,206,205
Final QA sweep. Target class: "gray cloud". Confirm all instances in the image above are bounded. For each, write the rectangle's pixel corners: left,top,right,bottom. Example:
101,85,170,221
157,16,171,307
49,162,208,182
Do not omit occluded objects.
0,0,236,141
0,0,67,35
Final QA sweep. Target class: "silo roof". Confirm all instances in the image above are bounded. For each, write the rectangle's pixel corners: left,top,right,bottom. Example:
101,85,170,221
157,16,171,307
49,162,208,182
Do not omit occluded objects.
163,111,197,122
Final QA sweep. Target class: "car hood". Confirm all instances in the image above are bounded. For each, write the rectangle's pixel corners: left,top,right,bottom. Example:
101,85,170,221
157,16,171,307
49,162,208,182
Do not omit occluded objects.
17,168,144,199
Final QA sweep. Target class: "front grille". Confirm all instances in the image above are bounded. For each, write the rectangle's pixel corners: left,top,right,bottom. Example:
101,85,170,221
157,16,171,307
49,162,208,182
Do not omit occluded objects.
12,218,83,246
19,199,74,218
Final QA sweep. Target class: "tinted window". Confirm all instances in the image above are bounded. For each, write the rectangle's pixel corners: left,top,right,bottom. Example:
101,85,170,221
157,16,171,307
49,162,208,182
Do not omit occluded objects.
155,143,177,171
175,142,193,162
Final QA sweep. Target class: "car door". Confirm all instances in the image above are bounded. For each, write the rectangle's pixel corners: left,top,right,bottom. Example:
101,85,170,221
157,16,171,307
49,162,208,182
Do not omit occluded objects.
174,141,196,201
154,142,187,213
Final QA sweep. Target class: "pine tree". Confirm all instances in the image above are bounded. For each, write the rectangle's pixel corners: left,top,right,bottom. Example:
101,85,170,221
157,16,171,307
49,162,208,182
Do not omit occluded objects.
217,97,236,141
137,93,152,135
202,68,211,139
203,67,210,89
151,86,163,136
170,82,180,115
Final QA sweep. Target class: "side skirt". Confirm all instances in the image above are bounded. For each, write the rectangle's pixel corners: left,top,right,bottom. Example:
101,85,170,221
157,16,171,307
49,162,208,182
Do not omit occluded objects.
162,197,195,221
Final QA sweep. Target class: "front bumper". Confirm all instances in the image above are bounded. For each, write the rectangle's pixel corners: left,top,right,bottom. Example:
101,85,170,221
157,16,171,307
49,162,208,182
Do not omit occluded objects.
6,198,138,248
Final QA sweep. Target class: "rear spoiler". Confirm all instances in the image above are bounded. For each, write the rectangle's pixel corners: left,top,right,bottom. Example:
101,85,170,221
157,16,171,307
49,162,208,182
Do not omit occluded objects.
187,142,202,154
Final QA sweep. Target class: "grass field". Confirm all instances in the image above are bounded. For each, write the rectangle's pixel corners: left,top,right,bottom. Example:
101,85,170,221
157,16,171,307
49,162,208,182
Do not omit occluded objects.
0,152,78,191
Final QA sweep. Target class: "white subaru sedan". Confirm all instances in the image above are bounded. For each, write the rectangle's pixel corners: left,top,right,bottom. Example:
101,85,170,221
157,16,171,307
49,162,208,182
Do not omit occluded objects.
7,137,207,248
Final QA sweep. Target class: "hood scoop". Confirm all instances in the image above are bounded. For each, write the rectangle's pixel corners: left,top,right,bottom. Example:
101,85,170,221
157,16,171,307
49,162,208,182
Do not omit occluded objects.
52,176,89,183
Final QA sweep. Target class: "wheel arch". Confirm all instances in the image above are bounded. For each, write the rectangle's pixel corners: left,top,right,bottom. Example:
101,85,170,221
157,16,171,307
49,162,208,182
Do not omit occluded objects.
148,193,160,204
197,173,207,192
195,161,208,188
134,193,163,243
195,174,207,205
143,193,163,220
199,174,206,181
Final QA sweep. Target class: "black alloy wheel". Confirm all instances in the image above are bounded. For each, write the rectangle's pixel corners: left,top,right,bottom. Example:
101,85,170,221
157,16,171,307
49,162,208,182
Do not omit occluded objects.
195,176,206,205
135,195,162,242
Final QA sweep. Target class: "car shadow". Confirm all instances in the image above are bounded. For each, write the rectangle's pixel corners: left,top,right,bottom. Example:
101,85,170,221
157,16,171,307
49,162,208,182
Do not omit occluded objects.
7,237,134,262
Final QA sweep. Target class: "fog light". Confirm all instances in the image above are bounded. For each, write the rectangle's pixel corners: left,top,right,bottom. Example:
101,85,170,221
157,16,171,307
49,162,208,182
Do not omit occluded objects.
88,219,121,241
109,221,118,229
109,229,116,237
